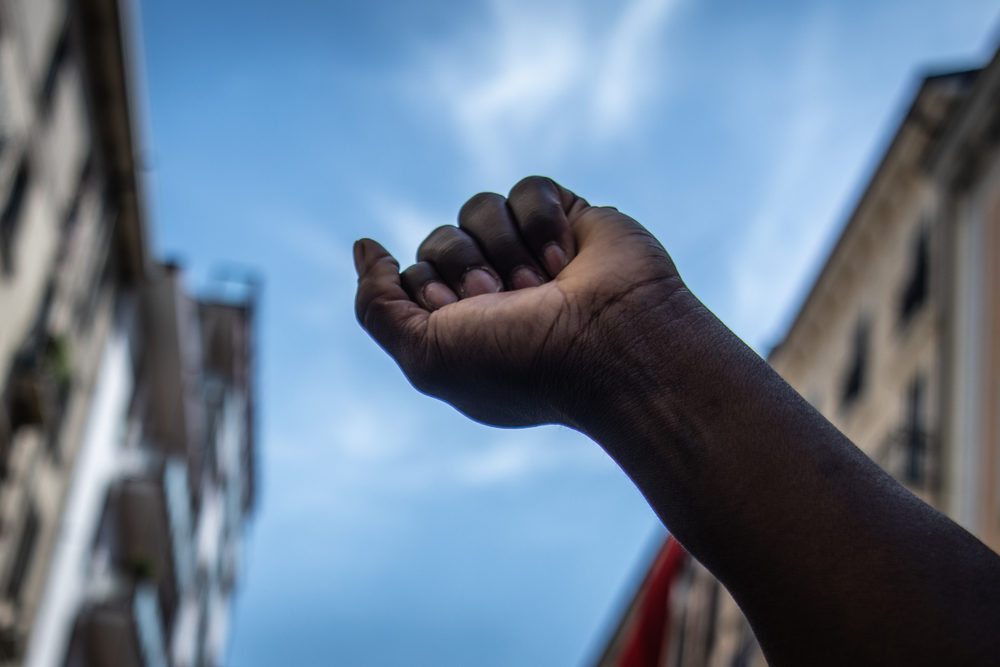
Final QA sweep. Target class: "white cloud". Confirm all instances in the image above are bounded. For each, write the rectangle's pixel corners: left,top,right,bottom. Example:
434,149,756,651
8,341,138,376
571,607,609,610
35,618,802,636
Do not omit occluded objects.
452,434,547,486
275,219,354,277
367,196,447,263
328,398,415,463
450,428,606,487
724,12,862,350
592,0,679,138
266,382,608,524
409,0,679,179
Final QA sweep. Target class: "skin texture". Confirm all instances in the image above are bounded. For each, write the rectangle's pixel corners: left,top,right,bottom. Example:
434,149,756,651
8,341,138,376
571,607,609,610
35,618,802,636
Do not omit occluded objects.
354,176,1000,665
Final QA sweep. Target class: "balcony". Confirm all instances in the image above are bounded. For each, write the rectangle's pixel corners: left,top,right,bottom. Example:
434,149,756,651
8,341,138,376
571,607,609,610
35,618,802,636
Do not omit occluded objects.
140,269,204,466
0,430,43,593
81,584,168,667
0,600,25,661
117,461,194,616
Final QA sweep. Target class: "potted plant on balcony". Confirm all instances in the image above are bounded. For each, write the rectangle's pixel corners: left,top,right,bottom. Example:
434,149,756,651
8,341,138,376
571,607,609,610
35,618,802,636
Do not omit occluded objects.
7,333,71,431
126,555,158,582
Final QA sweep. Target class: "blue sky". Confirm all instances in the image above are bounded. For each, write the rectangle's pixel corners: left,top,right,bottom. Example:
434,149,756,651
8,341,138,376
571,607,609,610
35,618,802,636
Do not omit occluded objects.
133,1,999,665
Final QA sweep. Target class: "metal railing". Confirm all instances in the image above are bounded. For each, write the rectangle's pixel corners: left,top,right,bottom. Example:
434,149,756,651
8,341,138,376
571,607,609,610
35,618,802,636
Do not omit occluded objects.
873,426,940,493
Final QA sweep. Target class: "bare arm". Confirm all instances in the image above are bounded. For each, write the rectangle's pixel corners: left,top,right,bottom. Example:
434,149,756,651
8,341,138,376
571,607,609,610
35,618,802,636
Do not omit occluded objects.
354,176,1000,665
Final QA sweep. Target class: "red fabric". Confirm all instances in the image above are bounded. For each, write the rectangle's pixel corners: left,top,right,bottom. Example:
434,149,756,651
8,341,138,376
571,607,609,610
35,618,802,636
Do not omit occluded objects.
616,536,688,667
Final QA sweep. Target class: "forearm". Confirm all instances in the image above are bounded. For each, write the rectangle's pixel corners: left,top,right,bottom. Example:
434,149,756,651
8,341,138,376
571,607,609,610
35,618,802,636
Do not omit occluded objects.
354,175,1000,664
575,287,1000,665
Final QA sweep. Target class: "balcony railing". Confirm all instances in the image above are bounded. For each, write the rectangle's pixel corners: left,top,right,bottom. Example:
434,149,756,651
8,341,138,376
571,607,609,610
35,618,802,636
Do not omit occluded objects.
6,333,71,432
117,460,194,607
873,426,939,493
82,583,168,667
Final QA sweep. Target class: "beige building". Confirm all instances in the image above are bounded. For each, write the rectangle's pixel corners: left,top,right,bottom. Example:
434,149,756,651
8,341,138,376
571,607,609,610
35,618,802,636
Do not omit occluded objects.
597,42,1000,667
0,1,258,666
0,0,147,659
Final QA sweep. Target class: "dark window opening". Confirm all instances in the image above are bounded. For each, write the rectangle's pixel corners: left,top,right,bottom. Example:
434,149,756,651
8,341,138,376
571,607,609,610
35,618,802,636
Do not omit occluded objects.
899,229,929,324
5,504,39,600
40,27,69,115
75,235,117,334
904,376,927,485
841,320,869,408
0,160,29,276
60,161,86,232
704,579,720,659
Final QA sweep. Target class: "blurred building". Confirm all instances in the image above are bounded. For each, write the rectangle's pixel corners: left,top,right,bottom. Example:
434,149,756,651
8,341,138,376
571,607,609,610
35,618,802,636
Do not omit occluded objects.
595,43,1000,667
0,1,258,666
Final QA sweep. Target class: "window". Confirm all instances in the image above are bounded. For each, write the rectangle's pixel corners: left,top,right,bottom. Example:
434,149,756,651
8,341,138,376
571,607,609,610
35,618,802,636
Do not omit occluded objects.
74,230,116,333
0,26,12,161
0,160,29,276
841,319,869,408
904,376,927,485
899,228,929,324
704,579,720,659
39,28,69,116
5,504,39,600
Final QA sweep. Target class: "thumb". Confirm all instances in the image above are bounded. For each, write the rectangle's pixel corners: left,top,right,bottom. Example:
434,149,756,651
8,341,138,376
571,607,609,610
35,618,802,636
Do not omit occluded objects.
354,238,428,361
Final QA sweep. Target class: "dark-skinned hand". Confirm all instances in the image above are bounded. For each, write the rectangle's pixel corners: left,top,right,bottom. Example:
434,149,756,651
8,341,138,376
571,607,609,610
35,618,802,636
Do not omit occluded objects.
354,176,691,427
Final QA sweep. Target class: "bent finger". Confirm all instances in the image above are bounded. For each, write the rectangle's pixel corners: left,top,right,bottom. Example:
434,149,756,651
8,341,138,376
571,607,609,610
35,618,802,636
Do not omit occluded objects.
506,176,587,278
416,226,502,298
400,261,459,311
458,193,545,290
354,238,428,360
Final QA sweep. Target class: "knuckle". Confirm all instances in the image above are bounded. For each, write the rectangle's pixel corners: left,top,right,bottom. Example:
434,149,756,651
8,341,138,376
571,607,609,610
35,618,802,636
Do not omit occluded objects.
417,226,457,259
426,224,455,240
418,228,476,264
459,192,504,222
398,273,417,300
518,206,559,242
399,262,423,281
399,263,430,300
509,175,552,201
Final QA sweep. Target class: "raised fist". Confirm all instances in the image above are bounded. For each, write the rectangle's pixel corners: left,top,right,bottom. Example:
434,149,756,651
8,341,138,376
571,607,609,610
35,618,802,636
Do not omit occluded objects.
354,176,694,428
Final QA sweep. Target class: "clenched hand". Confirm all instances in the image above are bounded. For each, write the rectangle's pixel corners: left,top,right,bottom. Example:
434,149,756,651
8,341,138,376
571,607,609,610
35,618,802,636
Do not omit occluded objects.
354,176,693,428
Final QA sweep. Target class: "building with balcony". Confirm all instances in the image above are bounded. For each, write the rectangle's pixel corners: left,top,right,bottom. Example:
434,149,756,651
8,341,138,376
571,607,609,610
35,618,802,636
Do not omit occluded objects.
0,1,258,666
39,265,259,667
595,41,1000,667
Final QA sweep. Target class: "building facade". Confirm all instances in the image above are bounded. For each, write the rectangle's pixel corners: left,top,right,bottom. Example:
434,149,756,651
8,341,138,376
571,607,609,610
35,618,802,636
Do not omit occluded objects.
0,1,258,666
596,43,1000,667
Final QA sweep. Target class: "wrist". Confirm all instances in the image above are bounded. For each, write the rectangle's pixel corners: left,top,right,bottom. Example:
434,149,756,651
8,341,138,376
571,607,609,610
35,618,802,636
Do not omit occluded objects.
560,280,716,443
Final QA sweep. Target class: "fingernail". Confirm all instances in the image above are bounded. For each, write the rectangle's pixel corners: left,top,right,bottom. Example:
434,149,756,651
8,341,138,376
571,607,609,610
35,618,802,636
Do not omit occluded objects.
422,281,458,309
543,243,568,276
353,240,366,275
511,266,544,289
461,268,501,297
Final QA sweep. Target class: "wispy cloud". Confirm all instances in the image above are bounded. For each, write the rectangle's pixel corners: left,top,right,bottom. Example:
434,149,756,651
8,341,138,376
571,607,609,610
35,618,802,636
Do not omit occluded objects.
275,219,354,277
450,428,605,487
592,0,679,139
267,379,607,524
408,0,679,179
367,196,448,263
724,11,864,350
